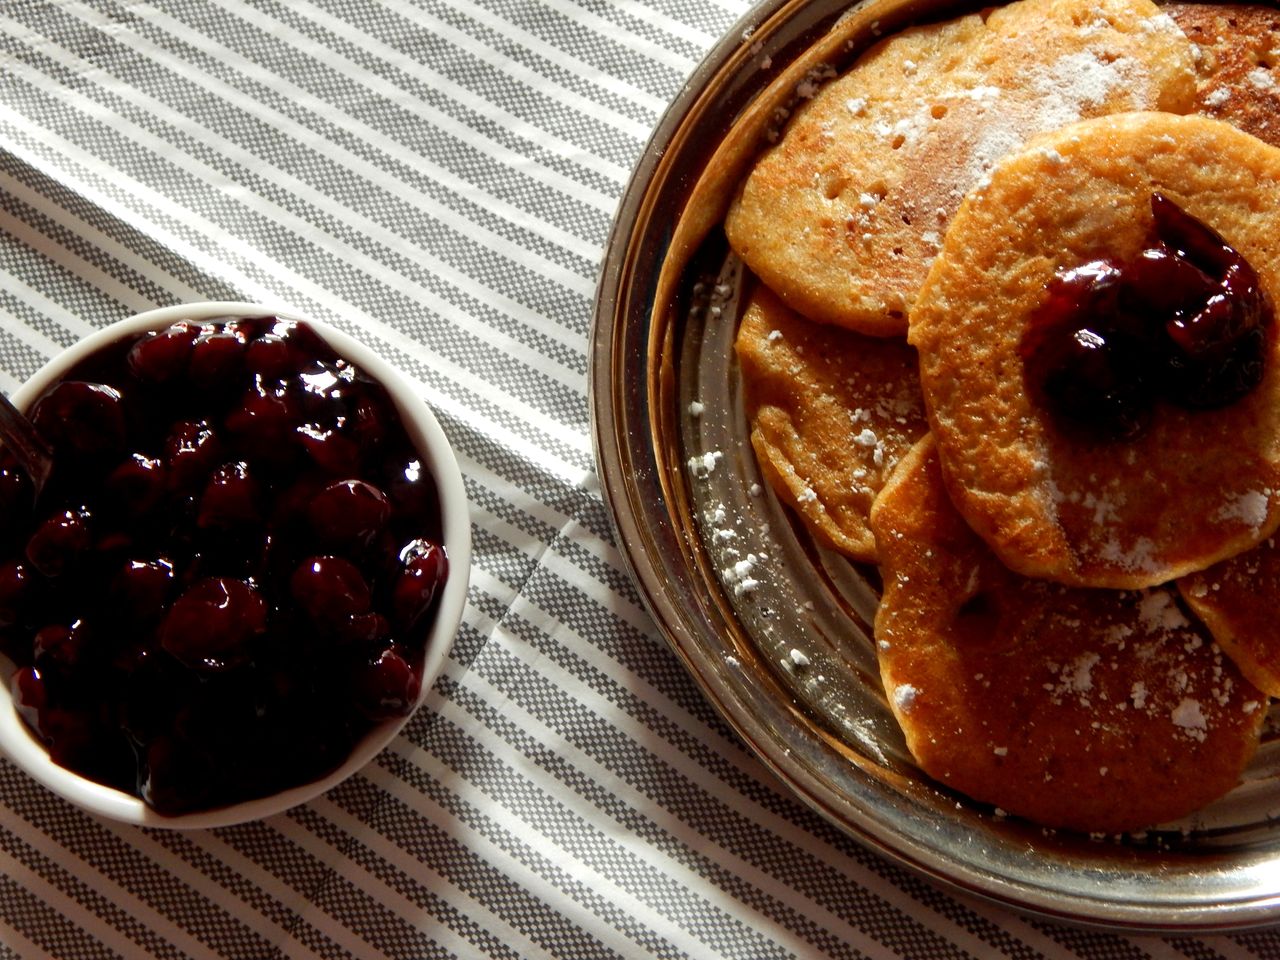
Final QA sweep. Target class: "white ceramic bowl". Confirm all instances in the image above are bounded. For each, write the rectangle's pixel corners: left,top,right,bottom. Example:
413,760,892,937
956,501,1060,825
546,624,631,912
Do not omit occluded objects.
0,301,470,829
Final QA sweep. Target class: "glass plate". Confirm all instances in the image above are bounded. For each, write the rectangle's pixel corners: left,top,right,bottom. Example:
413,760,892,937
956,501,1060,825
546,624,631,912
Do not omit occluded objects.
590,0,1280,929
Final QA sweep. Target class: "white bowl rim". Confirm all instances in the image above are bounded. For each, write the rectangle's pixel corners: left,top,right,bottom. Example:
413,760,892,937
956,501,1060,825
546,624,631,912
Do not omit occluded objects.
0,301,471,829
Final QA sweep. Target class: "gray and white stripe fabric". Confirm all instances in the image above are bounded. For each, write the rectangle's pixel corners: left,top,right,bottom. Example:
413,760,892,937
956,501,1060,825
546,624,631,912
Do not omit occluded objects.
0,2,1275,958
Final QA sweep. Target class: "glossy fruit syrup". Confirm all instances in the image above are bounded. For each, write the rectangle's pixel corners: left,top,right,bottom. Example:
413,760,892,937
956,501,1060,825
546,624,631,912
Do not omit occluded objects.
1020,193,1272,440
0,316,449,815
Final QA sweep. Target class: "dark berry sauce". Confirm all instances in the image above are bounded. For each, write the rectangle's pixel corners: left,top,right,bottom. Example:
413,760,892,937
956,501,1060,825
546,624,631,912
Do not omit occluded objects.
1020,194,1272,441
0,316,449,815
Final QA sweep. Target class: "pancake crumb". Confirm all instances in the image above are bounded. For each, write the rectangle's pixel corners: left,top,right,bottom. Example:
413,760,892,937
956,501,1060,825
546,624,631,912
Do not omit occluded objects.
688,450,724,477
726,554,762,596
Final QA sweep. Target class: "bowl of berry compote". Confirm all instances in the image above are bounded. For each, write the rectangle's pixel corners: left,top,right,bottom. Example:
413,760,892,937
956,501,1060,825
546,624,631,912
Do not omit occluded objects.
0,302,470,828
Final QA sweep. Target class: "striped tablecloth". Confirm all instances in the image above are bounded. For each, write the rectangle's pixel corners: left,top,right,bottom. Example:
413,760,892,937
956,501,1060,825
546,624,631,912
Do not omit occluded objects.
0,2,1277,957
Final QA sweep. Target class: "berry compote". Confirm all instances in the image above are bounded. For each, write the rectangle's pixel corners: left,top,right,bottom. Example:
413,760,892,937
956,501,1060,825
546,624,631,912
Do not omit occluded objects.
1020,193,1272,441
0,316,449,815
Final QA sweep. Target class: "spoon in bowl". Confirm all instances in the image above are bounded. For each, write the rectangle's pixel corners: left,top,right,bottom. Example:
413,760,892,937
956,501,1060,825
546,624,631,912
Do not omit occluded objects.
0,392,53,498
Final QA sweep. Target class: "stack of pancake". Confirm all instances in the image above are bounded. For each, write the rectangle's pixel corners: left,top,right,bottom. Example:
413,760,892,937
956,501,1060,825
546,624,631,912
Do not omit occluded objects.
728,0,1280,832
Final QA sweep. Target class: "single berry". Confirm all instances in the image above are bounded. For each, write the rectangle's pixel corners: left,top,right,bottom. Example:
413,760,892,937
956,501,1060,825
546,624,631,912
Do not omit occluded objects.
106,454,168,516
281,321,331,371
1126,245,1215,321
1152,194,1270,407
111,558,175,622
33,622,88,668
25,509,91,577
158,577,267,672
31,381,127,459
225,379,299,461
290,556,372,622
308,480,391,547
335,611,390,644
1039,327,1151,441
165,421,223,492
245,334,292,380
393,540,448,632
189,331,246,387
350,394,388,453
126,322,199,382
352,647,421,720
197,461,261,530
10,667,96,769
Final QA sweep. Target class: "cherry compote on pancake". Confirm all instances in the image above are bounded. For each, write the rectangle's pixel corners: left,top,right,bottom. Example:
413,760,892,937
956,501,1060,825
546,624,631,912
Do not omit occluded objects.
0,317,448,815
1020,193,1272,440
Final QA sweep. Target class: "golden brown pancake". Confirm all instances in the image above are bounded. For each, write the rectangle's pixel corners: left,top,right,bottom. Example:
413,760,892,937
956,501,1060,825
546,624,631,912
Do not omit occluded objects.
735,284,926,560
871,435,1266,833
1179,537,1280,696
910,111,1280,589
1167,2,1280,149
723,0,1196,337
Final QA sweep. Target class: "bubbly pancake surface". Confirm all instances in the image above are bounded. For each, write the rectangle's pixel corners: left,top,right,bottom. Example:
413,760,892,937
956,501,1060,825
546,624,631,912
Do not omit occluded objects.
1167,2,1280,149
735,285,926,561
723,0,1196,336
910,111,1280,589
871,436,1266,834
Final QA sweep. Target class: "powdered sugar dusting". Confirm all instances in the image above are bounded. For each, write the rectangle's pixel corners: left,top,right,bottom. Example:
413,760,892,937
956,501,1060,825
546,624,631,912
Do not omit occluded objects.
1137,590,1190,634
967,124,1025,190
961,41,1144,191
1215,489,1271,533
1205,86,1231,108
1130,681,1147,710
699,496,773,601
893,683,918,713
726,553,762,597
688,450,724,477
1026,49,1132,130
1046,651,1101,706
1248,66,1276,91
1099,535,1159,575
1171,698,1208,741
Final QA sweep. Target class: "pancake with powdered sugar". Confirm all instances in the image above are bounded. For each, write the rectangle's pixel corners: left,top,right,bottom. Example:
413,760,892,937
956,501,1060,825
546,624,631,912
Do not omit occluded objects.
1179,537,1280,698
910,111,1280,589
723,0,1196,337
871,435,1265,833
1168,2,1280,149
735,284,926,561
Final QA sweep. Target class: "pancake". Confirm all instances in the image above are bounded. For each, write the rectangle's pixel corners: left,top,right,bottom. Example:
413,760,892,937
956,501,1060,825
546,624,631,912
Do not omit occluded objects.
909,111,1280,589
735,284,926,561
723,0,1196,337
1179,538,1280,696
1167,2,1280,149
871,435,1266,834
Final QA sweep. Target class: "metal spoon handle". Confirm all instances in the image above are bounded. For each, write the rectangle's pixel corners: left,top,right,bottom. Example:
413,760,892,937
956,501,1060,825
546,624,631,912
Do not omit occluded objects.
0,392,52,496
